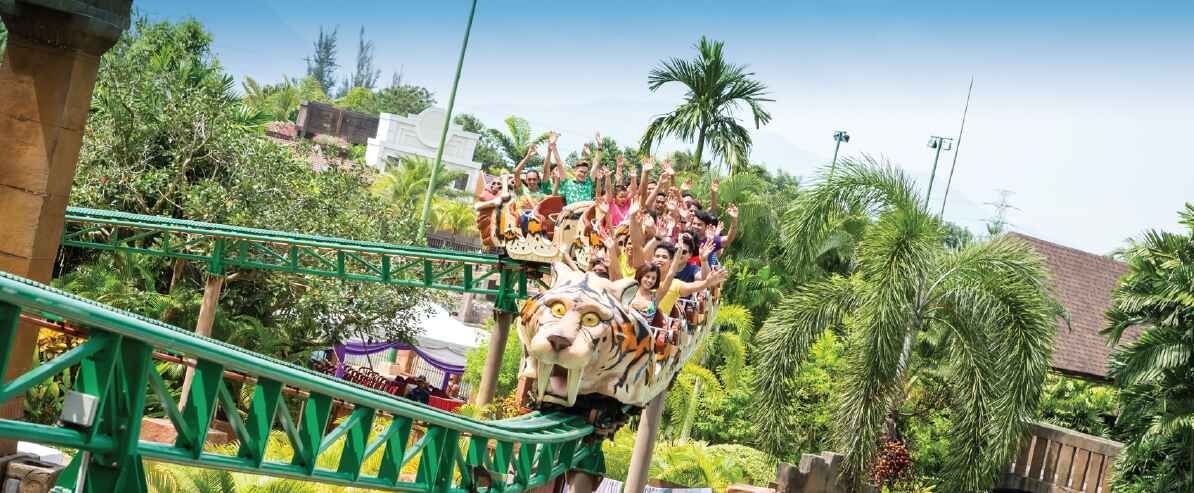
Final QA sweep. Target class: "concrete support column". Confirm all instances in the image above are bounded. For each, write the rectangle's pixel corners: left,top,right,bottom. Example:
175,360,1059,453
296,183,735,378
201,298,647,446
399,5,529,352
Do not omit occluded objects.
625,393,666,493
178,273,223,409
0,0,131,454
474,311,512,406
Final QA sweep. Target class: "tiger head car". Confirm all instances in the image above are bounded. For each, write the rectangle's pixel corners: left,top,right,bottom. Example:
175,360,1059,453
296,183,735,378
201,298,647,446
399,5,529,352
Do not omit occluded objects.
516,262,715,413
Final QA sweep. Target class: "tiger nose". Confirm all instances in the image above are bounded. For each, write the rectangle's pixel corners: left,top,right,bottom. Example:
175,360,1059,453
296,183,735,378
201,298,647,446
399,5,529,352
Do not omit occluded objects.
548,335,574,352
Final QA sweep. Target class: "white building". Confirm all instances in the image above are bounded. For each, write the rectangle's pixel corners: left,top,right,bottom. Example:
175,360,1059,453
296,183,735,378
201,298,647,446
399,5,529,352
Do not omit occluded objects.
365,107,484,193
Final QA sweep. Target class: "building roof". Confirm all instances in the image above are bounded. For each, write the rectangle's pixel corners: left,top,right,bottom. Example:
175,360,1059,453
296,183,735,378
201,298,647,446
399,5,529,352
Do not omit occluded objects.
1009,232,1137,380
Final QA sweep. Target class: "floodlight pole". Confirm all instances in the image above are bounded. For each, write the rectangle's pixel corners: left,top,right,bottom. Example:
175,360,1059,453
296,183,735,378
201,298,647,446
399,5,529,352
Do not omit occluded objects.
419,0,478,238
829,130,849,180
924,136,951,209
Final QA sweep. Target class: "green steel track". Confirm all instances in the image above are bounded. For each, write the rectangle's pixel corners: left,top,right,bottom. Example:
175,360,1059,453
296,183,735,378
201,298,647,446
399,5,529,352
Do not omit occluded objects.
0,271,603,492
61,207,546,311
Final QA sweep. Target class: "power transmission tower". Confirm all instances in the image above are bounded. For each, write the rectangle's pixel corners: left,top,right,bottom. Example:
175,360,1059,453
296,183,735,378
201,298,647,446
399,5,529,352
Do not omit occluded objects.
984,189,1019,236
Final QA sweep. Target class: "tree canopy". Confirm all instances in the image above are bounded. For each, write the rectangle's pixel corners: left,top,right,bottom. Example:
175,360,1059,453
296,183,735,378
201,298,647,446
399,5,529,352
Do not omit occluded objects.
68,17,429,360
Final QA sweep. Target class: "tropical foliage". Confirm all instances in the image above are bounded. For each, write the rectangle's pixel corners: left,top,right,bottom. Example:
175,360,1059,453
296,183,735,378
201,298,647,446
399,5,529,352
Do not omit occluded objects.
463,319,523,400
754,157,1059,491
601,427,776,492
1103,204,1194,492
67,17,429,362
487,116,550,169
641,36,773,174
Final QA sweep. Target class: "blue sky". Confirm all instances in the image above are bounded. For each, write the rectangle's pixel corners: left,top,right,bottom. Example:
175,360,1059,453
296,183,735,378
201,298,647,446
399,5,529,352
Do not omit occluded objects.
136,0,1194,254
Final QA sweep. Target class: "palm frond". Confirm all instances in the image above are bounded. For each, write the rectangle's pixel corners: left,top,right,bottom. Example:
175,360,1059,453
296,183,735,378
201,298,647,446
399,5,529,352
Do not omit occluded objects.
754,274,859,457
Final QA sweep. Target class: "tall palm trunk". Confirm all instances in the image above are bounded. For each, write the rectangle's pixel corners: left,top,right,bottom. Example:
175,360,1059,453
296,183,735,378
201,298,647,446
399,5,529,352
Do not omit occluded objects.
693,124,707,175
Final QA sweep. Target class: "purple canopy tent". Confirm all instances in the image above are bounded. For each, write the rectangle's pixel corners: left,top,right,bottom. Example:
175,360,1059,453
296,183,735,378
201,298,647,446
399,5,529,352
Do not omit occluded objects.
333,340,466,390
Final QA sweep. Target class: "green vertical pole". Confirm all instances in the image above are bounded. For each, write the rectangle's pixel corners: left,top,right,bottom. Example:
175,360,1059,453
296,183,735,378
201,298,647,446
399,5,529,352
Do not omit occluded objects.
924,143,944,209
828,139,842,181
419,0,479,238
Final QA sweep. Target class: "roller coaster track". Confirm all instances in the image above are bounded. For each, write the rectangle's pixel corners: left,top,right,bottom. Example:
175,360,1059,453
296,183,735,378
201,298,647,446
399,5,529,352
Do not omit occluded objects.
60,207,547,311
0,271,603,492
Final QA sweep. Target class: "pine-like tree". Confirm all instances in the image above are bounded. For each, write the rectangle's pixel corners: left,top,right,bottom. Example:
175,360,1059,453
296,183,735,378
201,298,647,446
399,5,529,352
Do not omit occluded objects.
304,25,339,94
351,26,381,90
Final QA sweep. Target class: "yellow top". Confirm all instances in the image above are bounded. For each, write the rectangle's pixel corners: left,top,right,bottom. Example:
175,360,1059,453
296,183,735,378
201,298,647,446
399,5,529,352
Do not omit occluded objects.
619,253,635,279
658,281,691,315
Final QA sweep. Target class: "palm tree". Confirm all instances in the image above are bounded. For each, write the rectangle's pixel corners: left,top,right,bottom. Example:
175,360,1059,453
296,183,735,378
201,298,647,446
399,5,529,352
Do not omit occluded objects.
754,156,1058,491
431,198,476,236
641,37,772,175
487,116,549,168
1103,204,1194,492
370,155,466,211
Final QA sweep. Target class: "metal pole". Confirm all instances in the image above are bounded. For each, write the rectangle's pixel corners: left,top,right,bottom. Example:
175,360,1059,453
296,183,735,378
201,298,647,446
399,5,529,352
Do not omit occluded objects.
625,393,666,493
924,143,944,209
940,78,974,217
419,0,478,238
828,139,842,180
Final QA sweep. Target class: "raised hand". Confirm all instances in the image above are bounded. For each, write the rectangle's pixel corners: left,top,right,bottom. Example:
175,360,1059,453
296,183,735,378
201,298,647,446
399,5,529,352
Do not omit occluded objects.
709,267,730,285
711,179,719,193
616,155,625,168
727,204,739,219
594,132,602,149
582,144,591,157
699,237,715,259
526,144,539,158
642,156,656,172
661,159,674,173
548,132,558,146
681,178,693,192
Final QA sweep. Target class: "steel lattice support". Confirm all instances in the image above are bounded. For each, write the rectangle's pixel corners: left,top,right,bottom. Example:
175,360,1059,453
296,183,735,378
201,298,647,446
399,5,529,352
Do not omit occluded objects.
0,272,603,492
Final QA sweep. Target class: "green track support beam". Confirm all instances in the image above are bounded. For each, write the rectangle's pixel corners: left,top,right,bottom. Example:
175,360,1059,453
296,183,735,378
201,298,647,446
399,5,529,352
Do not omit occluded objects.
0,250,600,492
59,207,546,302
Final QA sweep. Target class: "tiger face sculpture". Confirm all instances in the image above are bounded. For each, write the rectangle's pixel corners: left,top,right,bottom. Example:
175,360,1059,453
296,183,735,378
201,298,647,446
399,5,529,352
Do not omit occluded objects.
516,262,713,409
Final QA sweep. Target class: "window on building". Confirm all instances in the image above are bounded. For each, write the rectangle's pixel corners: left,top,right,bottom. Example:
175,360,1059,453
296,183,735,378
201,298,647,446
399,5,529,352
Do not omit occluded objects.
452,174,469,191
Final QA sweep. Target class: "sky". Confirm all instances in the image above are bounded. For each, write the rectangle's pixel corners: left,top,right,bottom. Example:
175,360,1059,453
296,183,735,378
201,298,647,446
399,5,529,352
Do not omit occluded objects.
135,0,1194,255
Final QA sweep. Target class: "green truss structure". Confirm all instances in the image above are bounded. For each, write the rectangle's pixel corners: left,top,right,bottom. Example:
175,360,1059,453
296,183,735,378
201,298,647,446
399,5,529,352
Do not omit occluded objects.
0,271,603,492
61,207,547,312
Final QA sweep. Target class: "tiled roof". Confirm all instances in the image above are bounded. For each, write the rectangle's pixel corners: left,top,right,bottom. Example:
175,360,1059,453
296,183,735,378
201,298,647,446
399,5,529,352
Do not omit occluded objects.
1008,233,1137,380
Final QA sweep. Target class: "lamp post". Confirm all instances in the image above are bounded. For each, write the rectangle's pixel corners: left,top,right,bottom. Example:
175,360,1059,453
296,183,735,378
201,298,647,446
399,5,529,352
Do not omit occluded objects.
924,136,953,208
829,130,850,179
419,0,478,238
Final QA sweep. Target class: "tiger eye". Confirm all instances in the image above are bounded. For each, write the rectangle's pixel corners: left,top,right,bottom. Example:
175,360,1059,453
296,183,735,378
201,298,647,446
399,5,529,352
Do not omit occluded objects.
551,303,567,317
581,313,600,327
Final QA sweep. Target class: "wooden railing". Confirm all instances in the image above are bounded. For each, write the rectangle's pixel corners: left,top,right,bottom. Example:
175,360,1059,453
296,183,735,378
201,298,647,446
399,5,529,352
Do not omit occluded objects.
1001,421,1123,493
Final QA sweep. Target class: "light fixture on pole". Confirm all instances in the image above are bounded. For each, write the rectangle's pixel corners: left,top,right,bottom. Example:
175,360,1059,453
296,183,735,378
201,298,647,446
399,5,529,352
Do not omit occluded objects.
829,130,850,179
924,136,953,208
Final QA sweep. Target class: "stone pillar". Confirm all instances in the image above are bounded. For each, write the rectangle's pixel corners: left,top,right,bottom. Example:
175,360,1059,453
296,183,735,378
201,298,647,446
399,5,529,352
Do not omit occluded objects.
0,0,132,454
474,311,512,406
624,393,666,493
178,273,223,409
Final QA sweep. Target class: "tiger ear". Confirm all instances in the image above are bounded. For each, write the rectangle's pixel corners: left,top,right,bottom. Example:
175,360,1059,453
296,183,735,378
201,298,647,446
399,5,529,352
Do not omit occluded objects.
551,261,581,284
607,278,639,307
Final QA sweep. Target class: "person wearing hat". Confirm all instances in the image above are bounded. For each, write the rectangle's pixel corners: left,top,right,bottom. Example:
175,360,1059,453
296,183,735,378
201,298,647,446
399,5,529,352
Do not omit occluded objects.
406,375,432,404
552,132,598,204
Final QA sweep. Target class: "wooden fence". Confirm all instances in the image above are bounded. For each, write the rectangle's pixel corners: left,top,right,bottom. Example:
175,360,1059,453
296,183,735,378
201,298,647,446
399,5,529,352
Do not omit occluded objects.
1000,421,1123,493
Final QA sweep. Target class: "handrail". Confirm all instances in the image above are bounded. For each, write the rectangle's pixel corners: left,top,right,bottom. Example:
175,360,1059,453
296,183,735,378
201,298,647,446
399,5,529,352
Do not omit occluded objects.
65,207,498,264
0,271,603,492
60,207,543,309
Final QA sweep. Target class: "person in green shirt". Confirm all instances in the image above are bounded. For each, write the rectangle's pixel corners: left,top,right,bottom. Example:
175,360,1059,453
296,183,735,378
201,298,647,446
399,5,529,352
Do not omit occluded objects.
512,143,555,198
552,132,599,204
